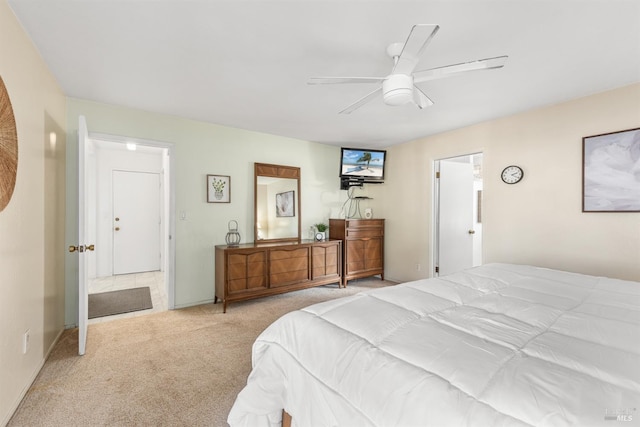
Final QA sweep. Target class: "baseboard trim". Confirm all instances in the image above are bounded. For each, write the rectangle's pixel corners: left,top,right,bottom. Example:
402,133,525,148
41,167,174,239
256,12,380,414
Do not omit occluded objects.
173,298,215,310
2,327,65,427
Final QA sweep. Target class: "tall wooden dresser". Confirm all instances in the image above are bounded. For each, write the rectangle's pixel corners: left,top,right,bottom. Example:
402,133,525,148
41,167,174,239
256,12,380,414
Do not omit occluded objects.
329,218,384,287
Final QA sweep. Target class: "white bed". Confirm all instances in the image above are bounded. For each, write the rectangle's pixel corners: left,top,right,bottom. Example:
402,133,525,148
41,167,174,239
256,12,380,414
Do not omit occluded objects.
228,263,640,426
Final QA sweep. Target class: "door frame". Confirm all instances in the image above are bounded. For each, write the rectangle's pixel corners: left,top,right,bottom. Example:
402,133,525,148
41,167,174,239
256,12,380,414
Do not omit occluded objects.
89,132,176,309
432,152,483,277
78,116,90,355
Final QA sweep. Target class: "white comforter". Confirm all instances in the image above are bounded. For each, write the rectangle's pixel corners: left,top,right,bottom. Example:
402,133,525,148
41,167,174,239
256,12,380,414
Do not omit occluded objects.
228,263,640,427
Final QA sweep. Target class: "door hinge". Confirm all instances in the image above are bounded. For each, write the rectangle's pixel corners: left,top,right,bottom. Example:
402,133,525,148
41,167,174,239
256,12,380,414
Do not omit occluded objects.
435,266,439,274
436,171,440,179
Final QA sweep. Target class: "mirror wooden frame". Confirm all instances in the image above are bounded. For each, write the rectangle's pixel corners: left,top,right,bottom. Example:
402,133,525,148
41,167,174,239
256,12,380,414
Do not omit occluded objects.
254,162,301,243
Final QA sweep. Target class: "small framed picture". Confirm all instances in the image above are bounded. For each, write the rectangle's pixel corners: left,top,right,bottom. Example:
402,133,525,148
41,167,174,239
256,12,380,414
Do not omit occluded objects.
276,190,295,217
207,174,230,203
582,128,640,212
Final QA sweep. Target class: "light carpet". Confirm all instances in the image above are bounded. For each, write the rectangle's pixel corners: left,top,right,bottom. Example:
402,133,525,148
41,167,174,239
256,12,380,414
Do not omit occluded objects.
8,278,395,427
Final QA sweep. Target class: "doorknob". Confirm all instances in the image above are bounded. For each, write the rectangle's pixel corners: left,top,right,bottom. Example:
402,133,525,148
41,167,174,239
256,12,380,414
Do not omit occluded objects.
468,230,476,234
69,244,94,252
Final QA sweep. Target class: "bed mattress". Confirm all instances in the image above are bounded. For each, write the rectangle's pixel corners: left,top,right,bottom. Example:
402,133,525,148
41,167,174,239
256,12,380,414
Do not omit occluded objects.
228,263,640,426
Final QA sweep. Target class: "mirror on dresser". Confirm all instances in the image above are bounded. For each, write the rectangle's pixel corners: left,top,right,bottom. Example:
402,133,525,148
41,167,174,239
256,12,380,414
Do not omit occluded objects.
254,162,301,243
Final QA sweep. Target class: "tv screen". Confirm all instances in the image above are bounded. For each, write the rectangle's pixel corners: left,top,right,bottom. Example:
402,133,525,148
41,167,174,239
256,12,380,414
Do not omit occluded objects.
339,147,386,183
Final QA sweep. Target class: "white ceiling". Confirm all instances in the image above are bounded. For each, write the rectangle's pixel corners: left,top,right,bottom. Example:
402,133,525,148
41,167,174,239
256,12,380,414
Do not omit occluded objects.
8,0,640,149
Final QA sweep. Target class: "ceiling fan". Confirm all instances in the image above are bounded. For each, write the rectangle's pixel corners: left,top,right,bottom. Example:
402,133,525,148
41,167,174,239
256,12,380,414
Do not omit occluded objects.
308,24,508,114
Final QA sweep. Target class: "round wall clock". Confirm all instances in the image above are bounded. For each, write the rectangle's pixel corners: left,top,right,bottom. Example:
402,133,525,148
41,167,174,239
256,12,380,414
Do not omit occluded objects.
501,165,523,184
0,76,18,212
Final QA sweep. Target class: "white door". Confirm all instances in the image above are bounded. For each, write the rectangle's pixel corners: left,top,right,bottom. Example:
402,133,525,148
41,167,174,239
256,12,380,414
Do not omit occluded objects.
113,171,161,275
437,159,475,276
77,116,92,356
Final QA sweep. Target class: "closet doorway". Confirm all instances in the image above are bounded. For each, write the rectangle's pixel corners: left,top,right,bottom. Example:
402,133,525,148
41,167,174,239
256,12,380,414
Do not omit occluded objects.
434,153,483,276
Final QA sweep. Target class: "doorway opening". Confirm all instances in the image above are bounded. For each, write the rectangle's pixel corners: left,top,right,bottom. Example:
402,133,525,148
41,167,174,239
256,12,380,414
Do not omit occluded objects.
433,153,483,277
86,136,175,322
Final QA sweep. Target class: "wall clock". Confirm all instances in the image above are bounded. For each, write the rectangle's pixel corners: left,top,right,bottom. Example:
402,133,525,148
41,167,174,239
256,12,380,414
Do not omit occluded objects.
0,76,18,212
501,165,523,184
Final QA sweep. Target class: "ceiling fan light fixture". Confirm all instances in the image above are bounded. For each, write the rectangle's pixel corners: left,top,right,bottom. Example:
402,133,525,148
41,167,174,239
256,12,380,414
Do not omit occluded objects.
309,24,507,113
383,74,413,106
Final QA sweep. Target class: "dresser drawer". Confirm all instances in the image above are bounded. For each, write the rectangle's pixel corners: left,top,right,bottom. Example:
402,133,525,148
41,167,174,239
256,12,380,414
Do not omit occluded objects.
228,261,265,279
345,219,384,229
229,276,267,293
271,256,308,275
271,269,309,287
345,228,383,238
269,247,310,287
228,251,266,265
269,247,309,260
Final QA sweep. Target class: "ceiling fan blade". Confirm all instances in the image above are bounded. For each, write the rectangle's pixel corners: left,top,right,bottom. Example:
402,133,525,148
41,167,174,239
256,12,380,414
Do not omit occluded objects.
308,77,385,85
413,85,434,109
339,87,382,114
413,55,508,84
392,24,440,75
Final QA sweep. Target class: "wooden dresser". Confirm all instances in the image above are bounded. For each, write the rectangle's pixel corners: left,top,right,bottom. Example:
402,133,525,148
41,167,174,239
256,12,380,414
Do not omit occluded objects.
329,218,384,287
215,240,341,312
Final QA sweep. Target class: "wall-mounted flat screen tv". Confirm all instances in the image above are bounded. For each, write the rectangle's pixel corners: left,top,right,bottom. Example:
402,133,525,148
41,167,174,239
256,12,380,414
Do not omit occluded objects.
339,147,387,183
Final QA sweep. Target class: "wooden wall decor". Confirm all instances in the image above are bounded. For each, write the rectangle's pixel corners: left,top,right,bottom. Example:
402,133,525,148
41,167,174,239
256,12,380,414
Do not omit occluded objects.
0,76,18,212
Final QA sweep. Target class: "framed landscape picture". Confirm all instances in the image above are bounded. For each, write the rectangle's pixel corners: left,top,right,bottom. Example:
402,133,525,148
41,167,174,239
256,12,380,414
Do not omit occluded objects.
582,128,640,212
207,174,230,203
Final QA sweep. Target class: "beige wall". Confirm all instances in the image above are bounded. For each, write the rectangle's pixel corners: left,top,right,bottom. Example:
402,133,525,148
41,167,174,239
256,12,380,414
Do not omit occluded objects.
65,99,343,324
0,3,67,425
374,83,640,283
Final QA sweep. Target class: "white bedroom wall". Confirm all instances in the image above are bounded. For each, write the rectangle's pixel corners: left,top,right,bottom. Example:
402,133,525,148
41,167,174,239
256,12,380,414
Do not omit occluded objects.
64,98,343,324
374,83,640,283
0,3,67,425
